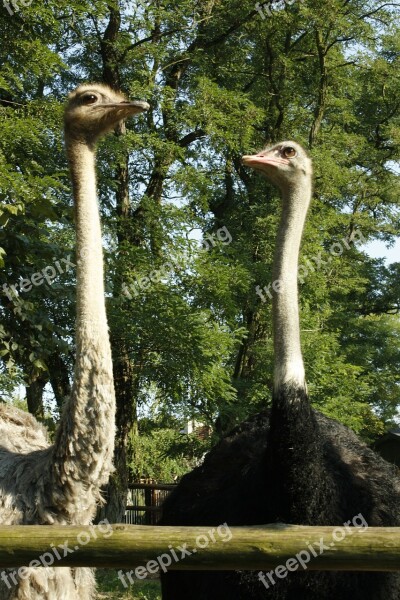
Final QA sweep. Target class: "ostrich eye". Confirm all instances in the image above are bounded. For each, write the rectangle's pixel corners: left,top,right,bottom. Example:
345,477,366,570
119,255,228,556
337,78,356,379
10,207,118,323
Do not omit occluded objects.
283,147,297,158
81,94,98,105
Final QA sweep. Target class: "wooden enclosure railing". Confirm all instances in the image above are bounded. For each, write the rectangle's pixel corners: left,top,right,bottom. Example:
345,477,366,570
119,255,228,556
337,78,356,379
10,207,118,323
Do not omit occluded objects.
0,525,399,570
125,483,175,525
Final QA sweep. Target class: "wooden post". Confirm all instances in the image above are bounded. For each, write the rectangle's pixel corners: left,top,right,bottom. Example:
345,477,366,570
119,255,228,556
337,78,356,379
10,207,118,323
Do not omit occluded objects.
144,487,151,525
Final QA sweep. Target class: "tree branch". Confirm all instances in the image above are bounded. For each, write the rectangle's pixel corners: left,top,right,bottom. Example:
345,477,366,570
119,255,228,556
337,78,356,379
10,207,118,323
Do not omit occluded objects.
178,129,206,148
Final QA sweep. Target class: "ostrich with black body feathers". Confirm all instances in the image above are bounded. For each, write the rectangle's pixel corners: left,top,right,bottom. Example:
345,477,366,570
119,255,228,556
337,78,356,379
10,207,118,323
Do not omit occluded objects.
160,142,400,599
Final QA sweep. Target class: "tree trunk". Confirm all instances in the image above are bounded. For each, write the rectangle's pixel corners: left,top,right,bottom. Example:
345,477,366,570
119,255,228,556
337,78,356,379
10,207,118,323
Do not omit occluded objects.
47,352,71,410
309,30,328,148
26,371,47,420
95,4,141,523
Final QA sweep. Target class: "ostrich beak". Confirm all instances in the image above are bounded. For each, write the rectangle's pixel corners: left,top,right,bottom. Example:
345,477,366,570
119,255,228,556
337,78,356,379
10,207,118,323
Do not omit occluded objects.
242,154,290,168
104,100,150,115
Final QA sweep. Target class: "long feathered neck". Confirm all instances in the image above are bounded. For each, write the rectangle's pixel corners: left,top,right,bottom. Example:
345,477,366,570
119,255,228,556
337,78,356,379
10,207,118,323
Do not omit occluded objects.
272,177,311,395
69,141,109,325
51,138,116,523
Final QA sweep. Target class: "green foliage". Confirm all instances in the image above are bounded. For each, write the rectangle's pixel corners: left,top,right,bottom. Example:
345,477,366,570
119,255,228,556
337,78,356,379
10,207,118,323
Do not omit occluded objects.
0,360,24,402
131,415,211,482
0,0,399,462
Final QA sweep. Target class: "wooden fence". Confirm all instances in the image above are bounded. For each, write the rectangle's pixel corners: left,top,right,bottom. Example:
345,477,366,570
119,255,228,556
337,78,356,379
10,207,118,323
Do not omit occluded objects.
125,483,175,525
0,525,399,570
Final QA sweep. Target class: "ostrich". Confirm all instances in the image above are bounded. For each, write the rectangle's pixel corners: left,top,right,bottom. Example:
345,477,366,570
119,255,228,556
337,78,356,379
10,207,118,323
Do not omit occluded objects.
0,84,149,599
160,142,400,599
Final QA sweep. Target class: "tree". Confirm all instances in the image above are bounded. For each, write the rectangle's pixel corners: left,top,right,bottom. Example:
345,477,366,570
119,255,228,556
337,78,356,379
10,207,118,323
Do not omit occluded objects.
1,0,399,519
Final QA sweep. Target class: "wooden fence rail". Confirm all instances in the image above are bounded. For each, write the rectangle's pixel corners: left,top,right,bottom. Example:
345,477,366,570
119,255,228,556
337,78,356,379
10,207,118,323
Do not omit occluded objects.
0,525,399,570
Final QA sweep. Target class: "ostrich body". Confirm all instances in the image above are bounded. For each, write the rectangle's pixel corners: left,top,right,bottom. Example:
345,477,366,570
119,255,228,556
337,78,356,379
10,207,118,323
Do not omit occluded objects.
0,84,148,599
160,142,400,599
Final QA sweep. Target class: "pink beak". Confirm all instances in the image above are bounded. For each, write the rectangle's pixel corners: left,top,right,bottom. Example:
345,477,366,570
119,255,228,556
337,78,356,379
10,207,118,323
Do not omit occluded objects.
242,154,289,167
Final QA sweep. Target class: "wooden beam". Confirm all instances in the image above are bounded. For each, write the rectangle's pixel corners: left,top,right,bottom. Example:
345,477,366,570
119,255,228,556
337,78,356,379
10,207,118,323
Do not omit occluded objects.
0,524,399,571
128,483,176,491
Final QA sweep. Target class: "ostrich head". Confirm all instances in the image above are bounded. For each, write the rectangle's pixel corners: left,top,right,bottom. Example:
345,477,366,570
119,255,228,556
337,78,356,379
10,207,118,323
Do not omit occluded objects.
64,83,149,144
242,141,312,192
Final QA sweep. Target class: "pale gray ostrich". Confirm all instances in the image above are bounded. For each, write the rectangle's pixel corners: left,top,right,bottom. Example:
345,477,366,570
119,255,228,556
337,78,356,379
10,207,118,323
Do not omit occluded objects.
0,84,149,599
160,142,400,599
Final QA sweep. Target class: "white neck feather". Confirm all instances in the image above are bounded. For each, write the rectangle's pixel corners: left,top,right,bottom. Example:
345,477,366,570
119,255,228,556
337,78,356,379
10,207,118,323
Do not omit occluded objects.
68,143,108,327
273,179,312,392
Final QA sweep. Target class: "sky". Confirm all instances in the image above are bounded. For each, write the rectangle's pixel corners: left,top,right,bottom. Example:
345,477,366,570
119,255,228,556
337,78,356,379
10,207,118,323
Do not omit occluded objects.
364,237,400,265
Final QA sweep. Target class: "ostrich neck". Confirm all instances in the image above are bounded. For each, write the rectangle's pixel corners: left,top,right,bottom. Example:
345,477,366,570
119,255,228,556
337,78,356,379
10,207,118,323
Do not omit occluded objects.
69,142,108,324
272,178,311,392
51,140,116,521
